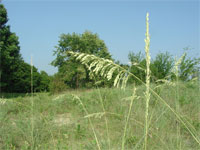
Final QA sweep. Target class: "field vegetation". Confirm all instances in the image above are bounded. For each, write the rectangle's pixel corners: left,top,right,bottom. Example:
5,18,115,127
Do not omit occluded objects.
0,3,200,150
0,81,199,149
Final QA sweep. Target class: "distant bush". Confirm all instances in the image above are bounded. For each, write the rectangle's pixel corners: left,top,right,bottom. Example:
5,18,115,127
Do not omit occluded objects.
151,52,174,81
49,74,67,93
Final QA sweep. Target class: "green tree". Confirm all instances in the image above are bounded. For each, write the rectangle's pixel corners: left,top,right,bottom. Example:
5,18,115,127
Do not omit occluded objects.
178,53,200,81
39,71,51,92
0,4,23,92
11,61,42,93
49,73,67,93
0,4,48,93
52,31,112,89
13,62,51,93
128,51,146,84
151,52,174,81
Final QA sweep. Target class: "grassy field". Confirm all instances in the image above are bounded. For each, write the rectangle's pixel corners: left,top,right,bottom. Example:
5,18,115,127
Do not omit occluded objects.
0,81,200,150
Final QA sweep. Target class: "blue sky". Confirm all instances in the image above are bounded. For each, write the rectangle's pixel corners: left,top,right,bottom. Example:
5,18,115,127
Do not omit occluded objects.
2,0,199,75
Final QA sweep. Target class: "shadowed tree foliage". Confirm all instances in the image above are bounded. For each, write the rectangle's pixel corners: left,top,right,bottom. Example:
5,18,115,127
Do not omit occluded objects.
38,71,51,92
52,31,112,89
151,52,174,81
177,53,200,81
0,3,50,93
0,4,23,92
49,73,67,93
128,51,146,84
12,62,42,93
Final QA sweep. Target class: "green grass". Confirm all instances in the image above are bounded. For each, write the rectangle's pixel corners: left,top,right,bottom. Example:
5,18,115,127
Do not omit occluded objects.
0,81,199,149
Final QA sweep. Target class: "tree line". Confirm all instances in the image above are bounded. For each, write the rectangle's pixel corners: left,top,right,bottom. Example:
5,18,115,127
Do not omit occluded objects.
51,32,200,93
0,4,50,93
0,4,199,93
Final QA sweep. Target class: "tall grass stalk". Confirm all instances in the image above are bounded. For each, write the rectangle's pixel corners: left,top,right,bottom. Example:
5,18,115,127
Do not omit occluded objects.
72,95,101,150
96,87,111,149
121,86,137,150
174,55,183,150
88,69,111,149
144,12,151,150
87,66,110,150
31,55,34,149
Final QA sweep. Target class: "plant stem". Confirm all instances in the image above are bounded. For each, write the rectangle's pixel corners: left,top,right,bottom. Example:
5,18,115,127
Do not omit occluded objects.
31,55,34,149
121,87,137,150
144,12,151,150
175,60,181,150
75,95,101,150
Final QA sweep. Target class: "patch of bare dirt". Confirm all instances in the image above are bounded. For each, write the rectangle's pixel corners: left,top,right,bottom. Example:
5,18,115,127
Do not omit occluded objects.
53,113,72,126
